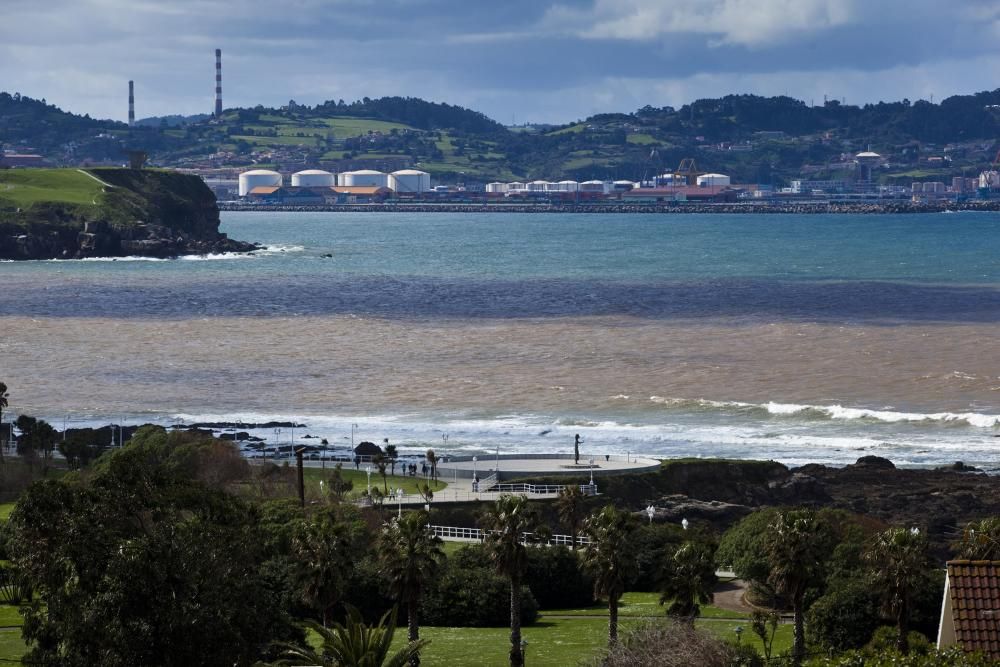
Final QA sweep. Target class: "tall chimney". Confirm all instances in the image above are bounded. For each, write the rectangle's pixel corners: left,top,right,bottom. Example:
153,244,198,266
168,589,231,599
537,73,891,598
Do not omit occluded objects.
128,80,135,127
215,49,223,117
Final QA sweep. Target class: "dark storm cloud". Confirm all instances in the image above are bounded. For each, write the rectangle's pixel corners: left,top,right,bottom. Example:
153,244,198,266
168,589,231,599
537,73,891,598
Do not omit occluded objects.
1,0,997,123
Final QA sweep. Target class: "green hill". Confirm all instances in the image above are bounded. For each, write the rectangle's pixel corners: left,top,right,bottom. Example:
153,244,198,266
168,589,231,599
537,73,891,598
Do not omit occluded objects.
3,89,1000,185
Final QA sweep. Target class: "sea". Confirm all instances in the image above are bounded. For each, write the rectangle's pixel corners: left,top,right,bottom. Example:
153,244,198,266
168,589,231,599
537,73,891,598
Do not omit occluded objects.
2,210,999,469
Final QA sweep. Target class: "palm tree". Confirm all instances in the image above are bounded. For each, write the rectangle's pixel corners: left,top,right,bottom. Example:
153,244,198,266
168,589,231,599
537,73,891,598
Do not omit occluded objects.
425,449,438,486
555,485,585,550
266,605,427,667
764,509,831,666
385,443,399,476
864,527,933,654
481,494,543,667
0,381,7,464
958,517,1000,560
374,452,389,493
376,511,444,666
581,504,639,647
291,514,356,627
659,541,718,621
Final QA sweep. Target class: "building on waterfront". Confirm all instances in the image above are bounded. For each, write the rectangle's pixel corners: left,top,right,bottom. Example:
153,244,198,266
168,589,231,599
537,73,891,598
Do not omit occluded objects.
696,173,731,187
790,179,850,194
855,150,882,182
623,185,741,203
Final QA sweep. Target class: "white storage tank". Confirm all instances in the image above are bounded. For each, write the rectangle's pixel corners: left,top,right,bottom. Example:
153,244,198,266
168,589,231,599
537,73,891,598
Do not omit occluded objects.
486,182,509,194
528,180,549,192
579,180,608,194
340,169,388,188
291,169,335,188
388,169,431,193
559,180,579,192
696,173,731,187
238,169,282,197
507,182,527,193
612,180,636,192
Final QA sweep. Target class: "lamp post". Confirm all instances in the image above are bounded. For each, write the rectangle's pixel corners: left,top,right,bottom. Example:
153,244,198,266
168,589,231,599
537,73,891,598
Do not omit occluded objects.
272,428,282,461
396,488,404,519
351,423,358,448
319,480,324,502
682,518,689,531
734,626,743,645
645,505,655,524
521,639,528,666
589,458,594,485
365,464,372,494
472,456,478,492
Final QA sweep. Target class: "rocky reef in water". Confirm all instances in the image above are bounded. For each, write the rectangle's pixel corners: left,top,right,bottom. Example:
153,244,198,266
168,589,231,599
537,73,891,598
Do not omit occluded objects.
0,169,258,260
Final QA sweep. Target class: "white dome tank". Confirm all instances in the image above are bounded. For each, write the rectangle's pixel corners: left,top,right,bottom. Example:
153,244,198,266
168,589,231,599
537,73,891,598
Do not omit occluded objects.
388,169,431,193
340,170,388,188
291,169,335,187
238,169,282,197
696,173,731,187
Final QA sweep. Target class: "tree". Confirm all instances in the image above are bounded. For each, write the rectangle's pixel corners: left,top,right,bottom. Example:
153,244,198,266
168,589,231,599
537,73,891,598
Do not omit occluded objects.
764,509,832,665
14,415,57,474
291,511,358,627
376,511,444,666
374,452,389,493
425,449,438,486
385,443,398,476
8,441,298,666
555,485,585,550
328,463,354,501
864,527,934,655
581,504,639,647
658,541,718,620
957,517,1000,560
266,606,427,667
481,495,544,667
0,381,7,463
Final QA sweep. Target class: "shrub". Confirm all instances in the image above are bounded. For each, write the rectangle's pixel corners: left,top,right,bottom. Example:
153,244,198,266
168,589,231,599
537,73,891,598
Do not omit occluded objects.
524,545,592,609
806,580,881,651
421,563,538,627
587,619,733,667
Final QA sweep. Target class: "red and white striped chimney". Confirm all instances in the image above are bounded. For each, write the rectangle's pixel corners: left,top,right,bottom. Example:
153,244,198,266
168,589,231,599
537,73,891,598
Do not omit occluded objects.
128,80,135,127
214,49,223,117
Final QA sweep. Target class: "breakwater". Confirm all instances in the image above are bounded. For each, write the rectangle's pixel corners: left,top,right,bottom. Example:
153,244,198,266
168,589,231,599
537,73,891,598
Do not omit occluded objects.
220,200,1000,214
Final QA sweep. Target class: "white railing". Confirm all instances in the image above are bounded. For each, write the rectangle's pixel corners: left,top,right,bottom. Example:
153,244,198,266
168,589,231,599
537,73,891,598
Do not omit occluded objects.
476,473,498,492
428,525,592,546
490,483,598,496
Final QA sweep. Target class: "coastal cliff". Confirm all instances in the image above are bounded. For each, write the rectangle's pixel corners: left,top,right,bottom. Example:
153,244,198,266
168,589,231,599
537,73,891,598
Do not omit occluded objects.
0,168,257,260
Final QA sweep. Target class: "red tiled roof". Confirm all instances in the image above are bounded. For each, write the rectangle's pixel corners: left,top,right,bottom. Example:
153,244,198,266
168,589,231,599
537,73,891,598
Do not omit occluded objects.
946,561,1000,658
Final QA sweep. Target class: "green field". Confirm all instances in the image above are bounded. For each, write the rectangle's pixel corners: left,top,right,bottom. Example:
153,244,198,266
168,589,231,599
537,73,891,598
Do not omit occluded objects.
301,466,447,498
0,169,106,207
0,503,13,522
321,117,413,136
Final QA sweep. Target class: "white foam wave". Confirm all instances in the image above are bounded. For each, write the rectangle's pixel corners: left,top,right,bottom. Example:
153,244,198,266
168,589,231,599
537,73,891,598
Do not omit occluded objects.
647,396,1000,428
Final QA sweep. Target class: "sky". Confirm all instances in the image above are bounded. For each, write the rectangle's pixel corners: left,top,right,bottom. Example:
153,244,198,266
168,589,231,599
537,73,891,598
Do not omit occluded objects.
2,0,1000,125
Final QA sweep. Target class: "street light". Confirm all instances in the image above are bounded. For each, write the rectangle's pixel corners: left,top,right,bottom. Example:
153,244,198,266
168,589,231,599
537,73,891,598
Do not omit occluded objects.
521,639,528,666
472,456,478,492
351,423,358,448
272,428,282,461
734,626,743,644
396,488,404,519
365,464,372,494
645,505,655,524
589,458,595,485
682,518,689,530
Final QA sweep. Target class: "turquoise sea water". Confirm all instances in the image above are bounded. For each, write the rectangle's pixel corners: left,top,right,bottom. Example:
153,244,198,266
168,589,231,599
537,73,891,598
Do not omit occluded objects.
2,210,999,467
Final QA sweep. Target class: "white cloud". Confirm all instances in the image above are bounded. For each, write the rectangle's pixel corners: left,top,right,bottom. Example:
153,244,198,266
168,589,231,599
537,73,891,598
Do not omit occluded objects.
542,0,859,47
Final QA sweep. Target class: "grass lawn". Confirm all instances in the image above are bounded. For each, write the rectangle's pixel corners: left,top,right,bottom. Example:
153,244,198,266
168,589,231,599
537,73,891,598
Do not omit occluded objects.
544,592,748,620
321,117,414,136
0,605,26,665
0,169,105,207
301,466,447,498
0,503,14,522
627,133,658,145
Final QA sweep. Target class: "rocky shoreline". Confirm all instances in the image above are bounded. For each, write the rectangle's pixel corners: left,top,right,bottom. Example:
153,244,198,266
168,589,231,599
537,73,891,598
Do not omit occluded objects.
0,220,259,260
220,200,1000,214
